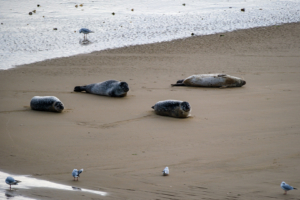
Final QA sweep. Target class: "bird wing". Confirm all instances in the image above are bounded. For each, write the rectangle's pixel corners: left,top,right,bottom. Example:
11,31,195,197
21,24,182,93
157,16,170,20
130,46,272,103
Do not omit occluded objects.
72,169,78,177
5,177,14,184
282,184,294,190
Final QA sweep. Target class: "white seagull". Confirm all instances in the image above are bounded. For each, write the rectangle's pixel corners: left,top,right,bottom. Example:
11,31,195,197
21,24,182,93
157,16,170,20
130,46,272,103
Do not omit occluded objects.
72,169,84,181
162,167,169,176
5,176,21,190
79,28,94,41
281,181,297,195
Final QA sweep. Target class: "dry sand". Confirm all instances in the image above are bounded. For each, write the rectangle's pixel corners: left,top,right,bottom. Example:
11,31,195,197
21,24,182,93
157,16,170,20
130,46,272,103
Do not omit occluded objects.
0,22,300,200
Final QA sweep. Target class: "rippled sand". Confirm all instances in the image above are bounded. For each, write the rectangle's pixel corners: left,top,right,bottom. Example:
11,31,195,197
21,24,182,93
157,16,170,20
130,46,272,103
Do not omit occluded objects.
0,23,300,199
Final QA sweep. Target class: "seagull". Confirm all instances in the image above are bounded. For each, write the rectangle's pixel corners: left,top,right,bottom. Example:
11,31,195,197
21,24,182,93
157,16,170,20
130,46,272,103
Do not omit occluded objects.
162,167,169,176
79,28,94,41
281,181,297,195
72,169,83,181
5,176,21,190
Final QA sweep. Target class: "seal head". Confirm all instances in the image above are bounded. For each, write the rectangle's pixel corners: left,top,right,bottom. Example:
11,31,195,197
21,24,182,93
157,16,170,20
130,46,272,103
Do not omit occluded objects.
181,101,191,112
54,101,64,112
120,82,129,93
152,100,191,118
238,80,246,87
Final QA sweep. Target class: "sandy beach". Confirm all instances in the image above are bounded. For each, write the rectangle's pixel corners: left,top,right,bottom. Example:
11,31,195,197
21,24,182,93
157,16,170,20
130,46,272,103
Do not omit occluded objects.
1,22,300,199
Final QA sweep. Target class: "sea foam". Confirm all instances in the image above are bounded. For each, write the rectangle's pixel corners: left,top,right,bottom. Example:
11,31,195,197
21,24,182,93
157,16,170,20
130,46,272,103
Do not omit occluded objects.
0,0,299,69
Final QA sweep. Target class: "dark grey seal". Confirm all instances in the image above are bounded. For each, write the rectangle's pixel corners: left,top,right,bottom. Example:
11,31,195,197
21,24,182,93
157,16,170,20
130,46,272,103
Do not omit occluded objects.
152,100,191,118
30,96,64,113
74,80,129,97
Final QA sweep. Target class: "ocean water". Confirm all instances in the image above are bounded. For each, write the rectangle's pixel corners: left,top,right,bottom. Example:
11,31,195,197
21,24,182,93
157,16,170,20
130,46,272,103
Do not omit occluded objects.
0,0,300,70
0,171,107,199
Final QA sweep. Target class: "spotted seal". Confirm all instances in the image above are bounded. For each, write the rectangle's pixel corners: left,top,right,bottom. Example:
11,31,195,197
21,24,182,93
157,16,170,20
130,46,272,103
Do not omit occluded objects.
171,74,246,88
74,80,129,97
30,96,64,113
152,100,191,118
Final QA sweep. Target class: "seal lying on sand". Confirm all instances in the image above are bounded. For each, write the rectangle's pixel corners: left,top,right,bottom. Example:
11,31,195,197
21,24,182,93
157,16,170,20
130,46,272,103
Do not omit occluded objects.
171,74,246,88
152,100,191,118
74,80,129,97
30,96,64,113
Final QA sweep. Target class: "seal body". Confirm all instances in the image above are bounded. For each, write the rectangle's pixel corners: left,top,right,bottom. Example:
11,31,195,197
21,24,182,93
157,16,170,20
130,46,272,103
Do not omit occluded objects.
74,80,129,97
172,74,246,88
30,96,64,113
152,100,191,118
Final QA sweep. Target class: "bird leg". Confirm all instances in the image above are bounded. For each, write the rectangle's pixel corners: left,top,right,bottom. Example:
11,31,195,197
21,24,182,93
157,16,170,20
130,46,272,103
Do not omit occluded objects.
284,191,287,195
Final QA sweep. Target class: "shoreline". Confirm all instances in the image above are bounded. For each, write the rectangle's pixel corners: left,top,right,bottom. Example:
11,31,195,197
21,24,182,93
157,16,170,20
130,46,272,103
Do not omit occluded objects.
1,22,300,199
1,22,300,71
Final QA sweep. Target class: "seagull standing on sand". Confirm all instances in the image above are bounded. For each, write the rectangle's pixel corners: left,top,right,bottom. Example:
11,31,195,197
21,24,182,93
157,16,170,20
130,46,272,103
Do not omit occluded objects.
162,167,169,176
281,181,297,195
79,28,94,41
5,176,21,190
72,169,83,181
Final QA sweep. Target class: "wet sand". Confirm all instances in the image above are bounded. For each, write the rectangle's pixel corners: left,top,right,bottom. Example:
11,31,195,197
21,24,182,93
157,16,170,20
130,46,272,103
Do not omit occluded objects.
0,23,300,199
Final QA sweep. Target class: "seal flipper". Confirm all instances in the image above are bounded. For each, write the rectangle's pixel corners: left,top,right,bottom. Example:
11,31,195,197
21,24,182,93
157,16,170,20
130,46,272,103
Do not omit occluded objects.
171,83,185,86
74,86,87,92
219,85,228,89
171,79,185,86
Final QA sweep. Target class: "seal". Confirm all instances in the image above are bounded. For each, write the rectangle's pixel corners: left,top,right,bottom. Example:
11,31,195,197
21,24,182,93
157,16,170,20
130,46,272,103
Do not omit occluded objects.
152,100,191,118
30,96,64,113
171,74,246,88
74,80,129,97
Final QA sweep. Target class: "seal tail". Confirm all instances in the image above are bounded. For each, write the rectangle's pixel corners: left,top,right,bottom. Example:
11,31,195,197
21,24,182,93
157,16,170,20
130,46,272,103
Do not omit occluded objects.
74,86,86,92
171,83,186,86
171,79,185,86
